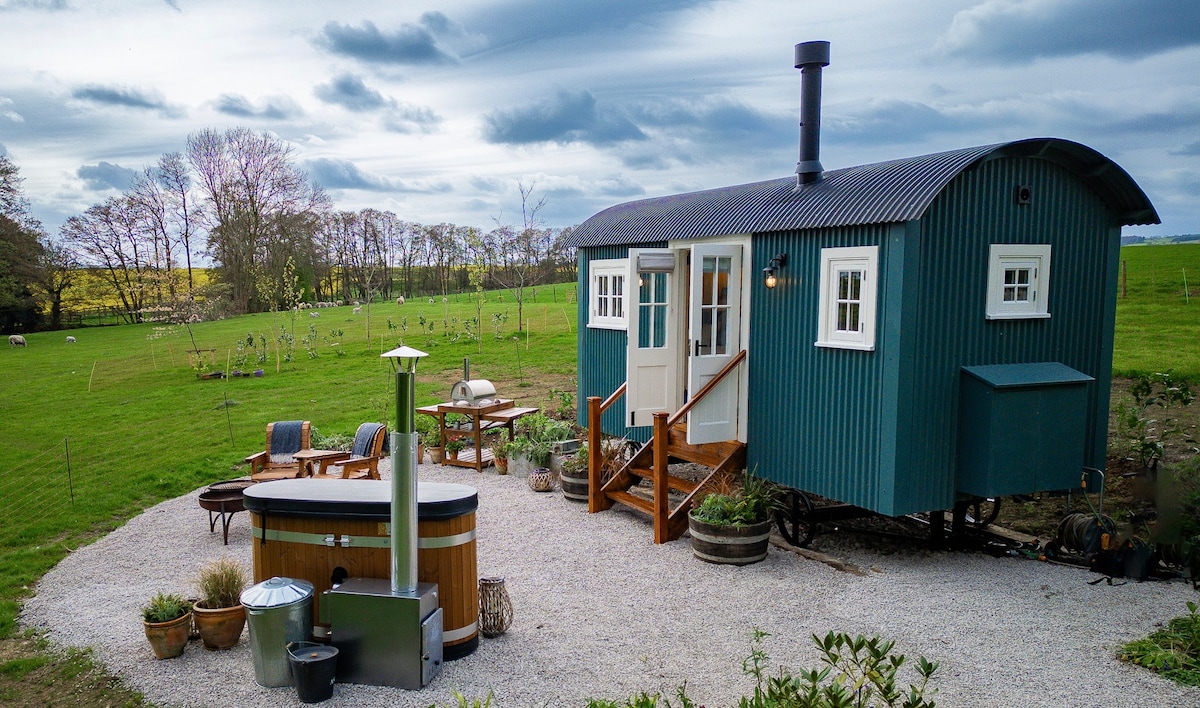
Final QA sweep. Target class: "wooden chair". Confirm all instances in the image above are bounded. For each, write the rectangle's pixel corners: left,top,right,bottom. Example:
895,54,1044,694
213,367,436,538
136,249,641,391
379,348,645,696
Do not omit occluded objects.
311,423,387,480
245,420,311,481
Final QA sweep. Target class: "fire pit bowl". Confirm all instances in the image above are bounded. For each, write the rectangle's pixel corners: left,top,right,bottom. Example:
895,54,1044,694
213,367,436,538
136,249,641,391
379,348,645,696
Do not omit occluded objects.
199,479,254,545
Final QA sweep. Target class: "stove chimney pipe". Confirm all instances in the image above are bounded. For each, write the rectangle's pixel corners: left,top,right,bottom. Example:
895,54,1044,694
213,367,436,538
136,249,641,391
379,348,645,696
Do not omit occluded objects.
795,40,830,186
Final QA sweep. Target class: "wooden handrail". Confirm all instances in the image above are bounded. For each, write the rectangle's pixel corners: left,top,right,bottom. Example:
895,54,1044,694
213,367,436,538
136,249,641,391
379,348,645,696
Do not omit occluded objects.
666,349,747,428
599,382,627,414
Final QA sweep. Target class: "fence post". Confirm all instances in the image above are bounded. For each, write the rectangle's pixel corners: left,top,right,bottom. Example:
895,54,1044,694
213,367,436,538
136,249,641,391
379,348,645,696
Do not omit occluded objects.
64,437,74,505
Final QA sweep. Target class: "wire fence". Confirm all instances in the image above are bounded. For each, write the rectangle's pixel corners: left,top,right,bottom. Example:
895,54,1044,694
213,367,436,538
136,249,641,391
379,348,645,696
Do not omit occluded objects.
0,405,242,549
0,441,76,546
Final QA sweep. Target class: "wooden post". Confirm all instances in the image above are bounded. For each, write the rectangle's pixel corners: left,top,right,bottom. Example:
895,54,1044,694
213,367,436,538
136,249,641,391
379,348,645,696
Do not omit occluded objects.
587,396,603,513
652,412,669,544
1120,259,1127,299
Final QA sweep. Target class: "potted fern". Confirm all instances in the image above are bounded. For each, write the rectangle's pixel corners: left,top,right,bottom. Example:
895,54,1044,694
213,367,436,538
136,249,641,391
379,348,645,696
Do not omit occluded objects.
445,438,465,461
192,557,249,650
142,592,192,659
688,470,780,565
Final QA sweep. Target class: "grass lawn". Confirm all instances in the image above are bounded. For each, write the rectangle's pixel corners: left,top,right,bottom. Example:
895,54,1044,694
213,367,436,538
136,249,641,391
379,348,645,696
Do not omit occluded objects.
0,285,579,641
1113,243,1200,377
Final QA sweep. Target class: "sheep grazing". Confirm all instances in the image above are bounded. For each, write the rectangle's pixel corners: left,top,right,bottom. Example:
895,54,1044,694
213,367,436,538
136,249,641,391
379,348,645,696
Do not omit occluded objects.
309,311,320,318
396,296,405,306
9,334,27,347
65,336,76,343
352,306,362,314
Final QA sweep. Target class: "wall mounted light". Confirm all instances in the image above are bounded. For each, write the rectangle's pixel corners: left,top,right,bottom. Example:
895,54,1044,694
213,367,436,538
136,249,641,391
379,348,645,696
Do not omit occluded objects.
763,253,787,289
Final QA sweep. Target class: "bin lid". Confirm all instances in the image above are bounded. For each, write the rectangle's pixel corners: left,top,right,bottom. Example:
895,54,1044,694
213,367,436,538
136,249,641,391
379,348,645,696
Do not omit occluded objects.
288,644,339,662
240,576,314,609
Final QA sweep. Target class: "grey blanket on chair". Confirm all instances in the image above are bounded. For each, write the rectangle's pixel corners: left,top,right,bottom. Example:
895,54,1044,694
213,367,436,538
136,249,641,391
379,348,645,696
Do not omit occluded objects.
352,423,385,458
269,421,304,462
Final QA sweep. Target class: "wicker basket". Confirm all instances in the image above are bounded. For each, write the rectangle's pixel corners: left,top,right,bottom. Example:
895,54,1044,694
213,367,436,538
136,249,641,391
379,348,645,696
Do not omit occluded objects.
527,468,554,492
478,576,513,637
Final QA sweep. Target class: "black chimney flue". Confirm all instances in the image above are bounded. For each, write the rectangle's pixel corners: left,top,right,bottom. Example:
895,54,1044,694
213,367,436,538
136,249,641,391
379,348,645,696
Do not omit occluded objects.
795,40,830,186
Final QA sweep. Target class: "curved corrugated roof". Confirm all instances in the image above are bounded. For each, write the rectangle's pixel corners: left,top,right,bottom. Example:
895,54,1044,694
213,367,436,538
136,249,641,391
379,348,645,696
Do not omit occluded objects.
567,138,1159,248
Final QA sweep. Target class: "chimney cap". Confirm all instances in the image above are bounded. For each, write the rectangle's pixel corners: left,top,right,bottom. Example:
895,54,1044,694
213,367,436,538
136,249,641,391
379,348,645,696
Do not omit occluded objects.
795,40,830,69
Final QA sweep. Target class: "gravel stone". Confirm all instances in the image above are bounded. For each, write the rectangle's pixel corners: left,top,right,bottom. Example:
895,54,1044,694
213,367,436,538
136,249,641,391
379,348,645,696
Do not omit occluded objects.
21,460,1200,707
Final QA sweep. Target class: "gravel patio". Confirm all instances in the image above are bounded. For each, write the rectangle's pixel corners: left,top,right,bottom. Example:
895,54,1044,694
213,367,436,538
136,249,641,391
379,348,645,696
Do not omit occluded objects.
21,460,1200,708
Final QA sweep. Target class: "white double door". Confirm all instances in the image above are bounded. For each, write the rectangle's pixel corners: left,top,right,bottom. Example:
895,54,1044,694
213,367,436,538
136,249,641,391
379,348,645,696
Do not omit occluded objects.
625,243,744,444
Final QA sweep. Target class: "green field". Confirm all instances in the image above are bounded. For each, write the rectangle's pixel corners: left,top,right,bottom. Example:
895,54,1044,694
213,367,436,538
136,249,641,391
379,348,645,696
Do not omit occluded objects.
1114,243,1200,377
0,285,579,639
0,244,1196,643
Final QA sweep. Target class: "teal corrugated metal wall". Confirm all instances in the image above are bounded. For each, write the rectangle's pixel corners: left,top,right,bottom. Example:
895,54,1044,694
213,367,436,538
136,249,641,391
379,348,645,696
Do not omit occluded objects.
746,223,899,513
576,244,664,442
893,156,1118,513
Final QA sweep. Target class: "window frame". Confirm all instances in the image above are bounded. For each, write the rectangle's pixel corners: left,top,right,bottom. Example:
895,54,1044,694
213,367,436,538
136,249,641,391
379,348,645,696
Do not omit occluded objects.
815,245,878,351
985,244,1052,320
587,258,629,330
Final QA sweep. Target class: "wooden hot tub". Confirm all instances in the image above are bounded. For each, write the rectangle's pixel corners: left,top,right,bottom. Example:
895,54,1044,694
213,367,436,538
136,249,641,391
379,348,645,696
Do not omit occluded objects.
243,478,479,660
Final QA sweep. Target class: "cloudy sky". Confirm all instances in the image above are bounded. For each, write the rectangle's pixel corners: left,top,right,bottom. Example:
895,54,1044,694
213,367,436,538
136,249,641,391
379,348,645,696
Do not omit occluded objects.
1,0,1197,238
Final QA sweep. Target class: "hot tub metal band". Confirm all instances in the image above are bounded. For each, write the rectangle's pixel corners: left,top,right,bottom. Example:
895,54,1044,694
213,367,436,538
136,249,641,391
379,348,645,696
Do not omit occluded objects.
249,526,479,642
251,527,475,549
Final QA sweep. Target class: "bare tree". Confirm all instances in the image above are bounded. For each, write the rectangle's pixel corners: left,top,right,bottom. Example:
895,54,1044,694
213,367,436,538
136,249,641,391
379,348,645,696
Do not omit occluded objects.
492,181,551,332
187,127,329,313
156,152,201,290
31,241,78,330
61,197,153,323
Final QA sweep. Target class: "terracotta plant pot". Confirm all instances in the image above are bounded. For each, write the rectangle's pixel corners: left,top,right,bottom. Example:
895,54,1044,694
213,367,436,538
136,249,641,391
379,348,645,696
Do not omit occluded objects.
193,601,246,650
494,457,508,475
143,612,192,659
429,447,444,464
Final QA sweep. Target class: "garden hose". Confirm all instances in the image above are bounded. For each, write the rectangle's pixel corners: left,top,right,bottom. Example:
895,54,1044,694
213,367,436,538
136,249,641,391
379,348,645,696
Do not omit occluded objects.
1056,512,1116,554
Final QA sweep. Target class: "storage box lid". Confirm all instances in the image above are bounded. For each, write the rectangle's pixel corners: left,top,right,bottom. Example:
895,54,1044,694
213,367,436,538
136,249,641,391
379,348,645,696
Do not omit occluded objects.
962,362,1093,388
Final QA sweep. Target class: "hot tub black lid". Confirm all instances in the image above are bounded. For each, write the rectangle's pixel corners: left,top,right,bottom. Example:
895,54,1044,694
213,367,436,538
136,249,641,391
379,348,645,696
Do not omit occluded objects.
243,479,478,520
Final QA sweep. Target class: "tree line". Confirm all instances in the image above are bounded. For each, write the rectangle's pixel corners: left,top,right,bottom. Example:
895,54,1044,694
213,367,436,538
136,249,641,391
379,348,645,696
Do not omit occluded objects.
0,127,577,333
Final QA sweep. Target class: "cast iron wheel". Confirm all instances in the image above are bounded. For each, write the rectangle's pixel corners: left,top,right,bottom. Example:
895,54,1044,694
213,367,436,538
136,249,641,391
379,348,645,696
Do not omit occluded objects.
964,497,1001,528
773,489,816,548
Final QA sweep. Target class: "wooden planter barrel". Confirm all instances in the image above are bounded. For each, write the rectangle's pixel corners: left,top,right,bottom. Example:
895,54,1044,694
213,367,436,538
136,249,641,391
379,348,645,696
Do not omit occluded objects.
687,514,772,565
244,479,479,660
559,468,588,502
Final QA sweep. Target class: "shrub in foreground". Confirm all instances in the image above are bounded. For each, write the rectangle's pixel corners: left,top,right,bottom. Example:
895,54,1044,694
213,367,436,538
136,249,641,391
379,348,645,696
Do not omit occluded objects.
1120,601,1200,687
580,629,940,708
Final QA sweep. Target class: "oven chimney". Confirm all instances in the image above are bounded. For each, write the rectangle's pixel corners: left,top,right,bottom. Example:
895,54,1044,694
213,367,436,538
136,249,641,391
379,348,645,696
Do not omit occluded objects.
794,40,830,186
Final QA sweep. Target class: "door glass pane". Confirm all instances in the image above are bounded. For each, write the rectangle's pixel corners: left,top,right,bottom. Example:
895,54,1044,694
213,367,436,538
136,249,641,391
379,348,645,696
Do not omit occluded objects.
714,308,727,354
638,271,669,349
700,309,713,355
702,258,716,307
717,257,730,306
653,304,666,348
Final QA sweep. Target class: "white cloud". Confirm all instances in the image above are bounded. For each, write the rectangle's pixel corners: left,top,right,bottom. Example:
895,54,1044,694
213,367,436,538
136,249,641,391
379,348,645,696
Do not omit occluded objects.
0,0,1194,236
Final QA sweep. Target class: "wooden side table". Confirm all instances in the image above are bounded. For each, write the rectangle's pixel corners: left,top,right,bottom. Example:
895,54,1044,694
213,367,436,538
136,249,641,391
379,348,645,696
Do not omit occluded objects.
291,449,348,477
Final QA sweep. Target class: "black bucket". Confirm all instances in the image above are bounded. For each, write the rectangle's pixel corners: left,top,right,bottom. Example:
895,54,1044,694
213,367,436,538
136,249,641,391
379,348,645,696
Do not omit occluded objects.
287,641,338,703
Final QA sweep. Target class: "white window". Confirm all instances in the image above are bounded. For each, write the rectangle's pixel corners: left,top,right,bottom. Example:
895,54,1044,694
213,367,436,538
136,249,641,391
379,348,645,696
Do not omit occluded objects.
816,246,878,351
986,244,1051,320
588,259,628,330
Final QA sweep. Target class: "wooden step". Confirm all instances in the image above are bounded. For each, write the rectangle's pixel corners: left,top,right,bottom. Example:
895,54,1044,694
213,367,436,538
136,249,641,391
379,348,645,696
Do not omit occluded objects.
664,430,744,468
606,490,654,515
621,467,700,495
